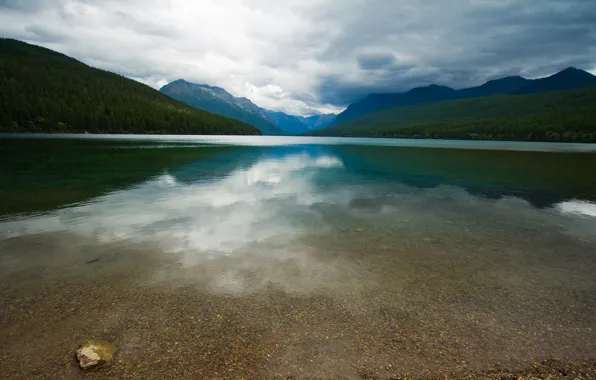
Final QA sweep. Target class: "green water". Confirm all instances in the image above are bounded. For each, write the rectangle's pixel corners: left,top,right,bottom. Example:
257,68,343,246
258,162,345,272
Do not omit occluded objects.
0,135,595,378
2,135,596,217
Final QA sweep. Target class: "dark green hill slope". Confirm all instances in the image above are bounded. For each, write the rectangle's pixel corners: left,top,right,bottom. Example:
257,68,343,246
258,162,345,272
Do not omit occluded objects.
308,87,596,142
515,67,596,94
331,85,457,126
331,68,596,127
457,76,529,98
0,39,260,135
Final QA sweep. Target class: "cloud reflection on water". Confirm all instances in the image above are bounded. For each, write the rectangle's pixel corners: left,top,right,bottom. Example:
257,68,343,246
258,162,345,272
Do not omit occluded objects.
1,146,595,296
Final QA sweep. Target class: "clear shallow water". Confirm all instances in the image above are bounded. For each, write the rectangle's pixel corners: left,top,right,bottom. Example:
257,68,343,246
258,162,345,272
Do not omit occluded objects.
0,135,595,378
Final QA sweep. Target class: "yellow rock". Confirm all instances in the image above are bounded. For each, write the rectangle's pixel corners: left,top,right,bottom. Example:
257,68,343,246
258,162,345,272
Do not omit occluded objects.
75,339,116,370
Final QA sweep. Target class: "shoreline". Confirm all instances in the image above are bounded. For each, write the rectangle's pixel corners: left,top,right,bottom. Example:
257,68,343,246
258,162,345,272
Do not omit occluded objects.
1,231,595,379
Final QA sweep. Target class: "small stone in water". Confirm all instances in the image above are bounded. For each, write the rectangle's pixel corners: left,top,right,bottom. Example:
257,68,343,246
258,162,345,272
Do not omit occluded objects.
75,340,116,370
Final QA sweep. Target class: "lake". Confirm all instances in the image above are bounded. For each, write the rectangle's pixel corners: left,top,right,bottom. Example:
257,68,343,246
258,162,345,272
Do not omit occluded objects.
1,134,595,379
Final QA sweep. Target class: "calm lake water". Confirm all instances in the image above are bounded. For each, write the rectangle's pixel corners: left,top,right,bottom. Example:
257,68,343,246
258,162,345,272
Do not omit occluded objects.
1,135,595,379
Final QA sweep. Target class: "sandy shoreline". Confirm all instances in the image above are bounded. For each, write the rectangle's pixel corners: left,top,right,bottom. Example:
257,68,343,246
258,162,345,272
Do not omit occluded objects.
2,278,595,379
1,229,595,379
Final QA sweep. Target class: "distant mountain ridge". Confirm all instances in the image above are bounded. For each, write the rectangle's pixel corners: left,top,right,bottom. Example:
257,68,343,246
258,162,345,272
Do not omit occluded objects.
160,80,336,135
308,86,596,142
514,67,596,94
331,67,596,126
160,80,284,135
457,76,529,98
298,114,337,130
265,111,306,135
266,111,337,134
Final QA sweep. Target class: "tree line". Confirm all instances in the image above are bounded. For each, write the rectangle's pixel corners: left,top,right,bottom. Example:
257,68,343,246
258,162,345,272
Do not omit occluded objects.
0,39,260,135
309,87,596,142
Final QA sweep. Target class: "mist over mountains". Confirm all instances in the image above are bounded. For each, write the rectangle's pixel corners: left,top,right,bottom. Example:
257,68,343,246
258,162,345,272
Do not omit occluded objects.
159,67,596,138
160,80,336,135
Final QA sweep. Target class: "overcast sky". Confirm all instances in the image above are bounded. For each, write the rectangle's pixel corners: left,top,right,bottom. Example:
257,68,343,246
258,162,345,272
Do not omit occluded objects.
1,0,595,115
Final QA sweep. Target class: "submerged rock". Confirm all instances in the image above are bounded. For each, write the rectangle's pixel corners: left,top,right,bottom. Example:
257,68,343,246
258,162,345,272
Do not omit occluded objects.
75,340,116,370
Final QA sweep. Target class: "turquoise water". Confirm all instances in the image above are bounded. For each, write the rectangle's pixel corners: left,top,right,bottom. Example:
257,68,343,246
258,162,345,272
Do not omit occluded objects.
0,135,595,378
2,134,596,217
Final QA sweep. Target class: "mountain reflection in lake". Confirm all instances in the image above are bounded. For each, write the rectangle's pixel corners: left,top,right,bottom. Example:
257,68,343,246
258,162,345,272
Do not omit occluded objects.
1,136,595,379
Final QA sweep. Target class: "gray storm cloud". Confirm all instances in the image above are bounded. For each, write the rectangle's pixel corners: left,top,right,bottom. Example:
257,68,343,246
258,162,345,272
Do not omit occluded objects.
1,0,595,113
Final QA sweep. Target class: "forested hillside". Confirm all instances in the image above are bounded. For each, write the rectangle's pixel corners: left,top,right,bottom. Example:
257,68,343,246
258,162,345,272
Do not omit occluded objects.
308,87,596,142
0,39,261,135
330,67,596,127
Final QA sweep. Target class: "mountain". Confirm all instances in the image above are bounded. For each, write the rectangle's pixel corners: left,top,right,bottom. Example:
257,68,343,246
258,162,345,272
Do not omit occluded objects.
308,86,596,142
331,68,596,126
456,76,529,98
298,114,337,131
0,39,260,135
267,111,337,134
265,111,308,134
515,67,596,94
160,79,336,135
331,85,457,126
160,80,284,135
